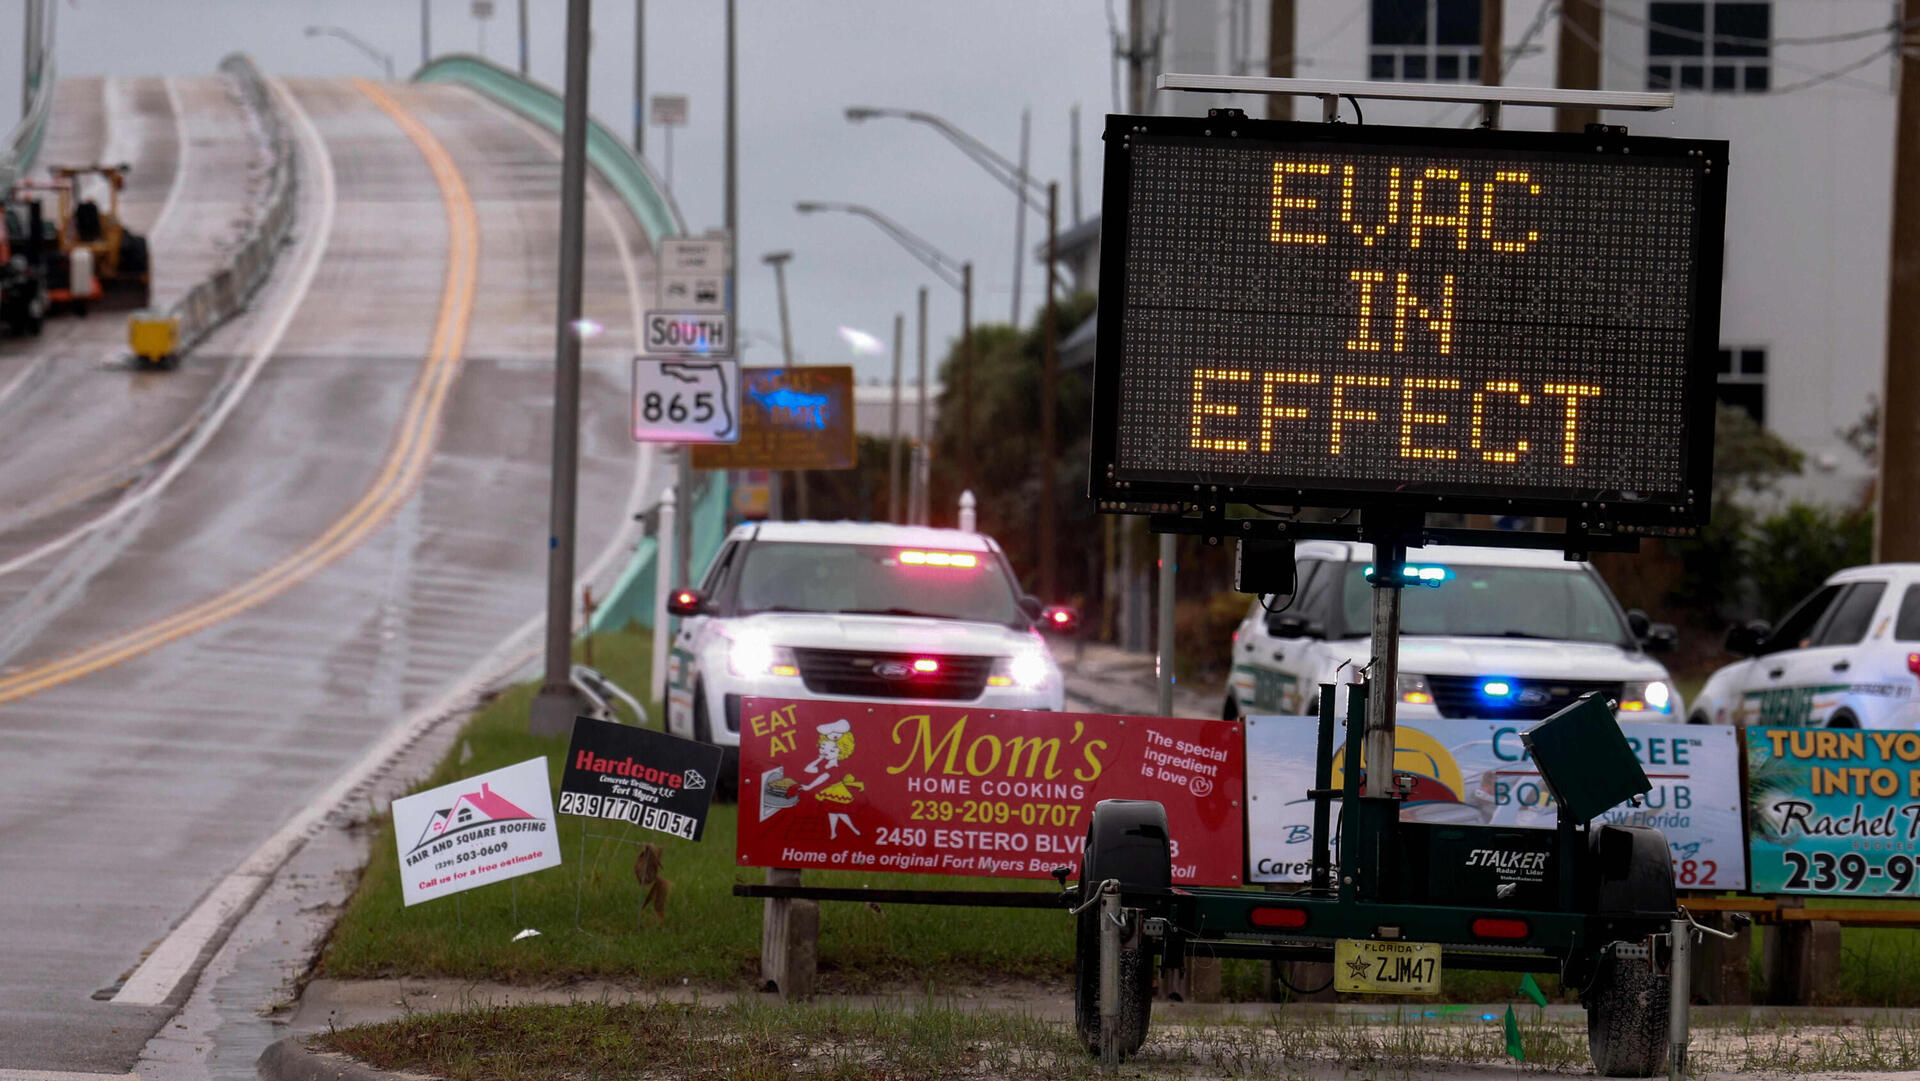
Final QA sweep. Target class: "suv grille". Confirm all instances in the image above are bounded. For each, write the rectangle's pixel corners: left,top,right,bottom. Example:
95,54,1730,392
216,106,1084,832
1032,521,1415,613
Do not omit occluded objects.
1425,675,1623,721
790,648,994,701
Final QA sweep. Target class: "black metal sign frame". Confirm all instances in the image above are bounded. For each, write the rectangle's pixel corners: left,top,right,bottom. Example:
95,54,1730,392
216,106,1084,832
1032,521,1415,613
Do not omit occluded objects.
1090,113,1727,535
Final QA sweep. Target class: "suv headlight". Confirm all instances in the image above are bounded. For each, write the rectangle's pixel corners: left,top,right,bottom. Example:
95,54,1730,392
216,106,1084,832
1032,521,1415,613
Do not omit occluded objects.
1397,673,1433,706
1620,680,1672,714
989,649,1054,690
727,632,799,678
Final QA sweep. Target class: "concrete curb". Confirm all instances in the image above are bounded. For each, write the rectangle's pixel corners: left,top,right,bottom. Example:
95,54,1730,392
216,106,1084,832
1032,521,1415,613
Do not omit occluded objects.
257,1037,434,1081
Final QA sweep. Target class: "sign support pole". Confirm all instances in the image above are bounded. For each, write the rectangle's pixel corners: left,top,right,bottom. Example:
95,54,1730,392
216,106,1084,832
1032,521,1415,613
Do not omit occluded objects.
530,0,594,736
1361,536,1406,800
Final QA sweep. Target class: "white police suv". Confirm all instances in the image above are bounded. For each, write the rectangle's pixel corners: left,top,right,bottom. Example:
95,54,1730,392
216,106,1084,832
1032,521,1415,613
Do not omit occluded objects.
1690,563,1920,728
1224,541,1683,723
664,521,1074,789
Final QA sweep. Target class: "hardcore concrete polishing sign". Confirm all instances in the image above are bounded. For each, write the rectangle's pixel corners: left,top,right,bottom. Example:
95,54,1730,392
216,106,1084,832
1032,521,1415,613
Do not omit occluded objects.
560,717,725,841
736,698,1245,885
392,757,562,906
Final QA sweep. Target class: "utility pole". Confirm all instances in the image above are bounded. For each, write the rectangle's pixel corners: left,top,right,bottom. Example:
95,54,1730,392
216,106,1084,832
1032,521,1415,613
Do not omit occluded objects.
1069,104,1083,225
961,262,974,497
517,0,529,77
1040,182,1059,602
1480,0,1504,85
1879,0,1920,561
420,0,431,68
632,0,644,155
889,312,904,523
1011,109,1030,326
1555,0,1602,131
1127,0,1154,117
1266,0,1294,120
529,0,593,736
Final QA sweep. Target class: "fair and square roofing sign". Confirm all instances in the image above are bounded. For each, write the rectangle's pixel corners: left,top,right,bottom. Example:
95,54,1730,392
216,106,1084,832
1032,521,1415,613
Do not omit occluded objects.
392,757,562,906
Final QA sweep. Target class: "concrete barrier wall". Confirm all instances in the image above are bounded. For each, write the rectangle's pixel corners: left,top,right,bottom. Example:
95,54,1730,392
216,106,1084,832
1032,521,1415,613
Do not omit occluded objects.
161,54,300,356
412,53,727,631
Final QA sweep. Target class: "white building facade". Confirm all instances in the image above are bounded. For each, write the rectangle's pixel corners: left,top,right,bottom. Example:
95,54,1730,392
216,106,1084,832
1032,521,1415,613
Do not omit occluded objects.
1143,0,1898,501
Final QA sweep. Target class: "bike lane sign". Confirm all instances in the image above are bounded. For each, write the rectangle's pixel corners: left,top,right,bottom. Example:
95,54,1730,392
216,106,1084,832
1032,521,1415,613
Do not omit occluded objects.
632,357,740,443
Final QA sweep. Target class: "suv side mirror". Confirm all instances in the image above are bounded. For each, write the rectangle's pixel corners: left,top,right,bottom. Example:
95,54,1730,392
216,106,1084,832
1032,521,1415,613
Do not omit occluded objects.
1018,595,1044,621
1643,622,1679,654
667,588,707,617
1039,605,1080,635
1625,608,1652,638
1266,611,1322,639
1725,619,1771,658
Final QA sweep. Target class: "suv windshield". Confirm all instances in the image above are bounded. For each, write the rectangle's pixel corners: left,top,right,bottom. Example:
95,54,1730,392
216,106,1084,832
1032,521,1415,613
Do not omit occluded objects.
734,542,1025,626
1338,562,1629,645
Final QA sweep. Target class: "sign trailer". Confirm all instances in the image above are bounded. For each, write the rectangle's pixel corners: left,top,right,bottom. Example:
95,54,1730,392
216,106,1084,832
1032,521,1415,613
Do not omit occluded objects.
1064,78,1729,1079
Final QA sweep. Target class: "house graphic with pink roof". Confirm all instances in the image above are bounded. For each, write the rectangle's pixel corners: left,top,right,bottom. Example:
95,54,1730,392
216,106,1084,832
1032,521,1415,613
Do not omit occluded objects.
407,782,535,855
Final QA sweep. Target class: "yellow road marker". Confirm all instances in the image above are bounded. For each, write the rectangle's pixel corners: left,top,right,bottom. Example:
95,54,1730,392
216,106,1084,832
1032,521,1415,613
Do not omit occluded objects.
0,79,480,707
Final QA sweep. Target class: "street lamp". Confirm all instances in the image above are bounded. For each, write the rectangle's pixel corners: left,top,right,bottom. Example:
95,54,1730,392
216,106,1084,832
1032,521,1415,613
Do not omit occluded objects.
795,200,976,500
842,106,1062,601
762,250,802,521
304,25,397,81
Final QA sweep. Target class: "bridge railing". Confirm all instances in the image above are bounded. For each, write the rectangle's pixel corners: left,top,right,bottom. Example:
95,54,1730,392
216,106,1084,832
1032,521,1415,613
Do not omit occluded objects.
413,53,727,630
0,3,56,189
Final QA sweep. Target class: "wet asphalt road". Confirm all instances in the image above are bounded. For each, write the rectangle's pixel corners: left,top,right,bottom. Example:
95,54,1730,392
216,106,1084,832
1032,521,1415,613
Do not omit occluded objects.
0,76,655,1073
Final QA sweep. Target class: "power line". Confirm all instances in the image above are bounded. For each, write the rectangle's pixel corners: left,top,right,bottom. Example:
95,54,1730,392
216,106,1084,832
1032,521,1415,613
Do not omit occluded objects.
1768,39,1901,92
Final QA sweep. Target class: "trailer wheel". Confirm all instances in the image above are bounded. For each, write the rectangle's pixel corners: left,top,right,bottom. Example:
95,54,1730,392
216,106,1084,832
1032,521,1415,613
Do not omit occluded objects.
1073,799,1169,1059
1585,949,1669,1077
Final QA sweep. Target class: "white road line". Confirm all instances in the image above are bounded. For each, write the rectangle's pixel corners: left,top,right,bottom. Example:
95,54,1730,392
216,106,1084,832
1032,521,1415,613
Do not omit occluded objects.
112,83,661,1012
146,77,190,241
0,1070,140,1081
0,75,335,583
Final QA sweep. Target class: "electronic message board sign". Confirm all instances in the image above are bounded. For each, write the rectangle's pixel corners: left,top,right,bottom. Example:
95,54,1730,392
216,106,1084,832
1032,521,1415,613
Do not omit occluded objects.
1090,116,1727,532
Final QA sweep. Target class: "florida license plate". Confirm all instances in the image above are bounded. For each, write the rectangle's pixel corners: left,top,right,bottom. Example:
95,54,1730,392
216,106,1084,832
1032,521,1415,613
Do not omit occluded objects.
1333,939,1442,994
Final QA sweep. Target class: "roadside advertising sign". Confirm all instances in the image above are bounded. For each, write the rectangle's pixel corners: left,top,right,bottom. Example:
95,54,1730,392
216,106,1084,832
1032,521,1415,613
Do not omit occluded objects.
559,717,725,842
632,357,740,443
1747,727,1920,896
391,757,562,906
1245,717,1744,890
737,698,1245,886
691,366,857,471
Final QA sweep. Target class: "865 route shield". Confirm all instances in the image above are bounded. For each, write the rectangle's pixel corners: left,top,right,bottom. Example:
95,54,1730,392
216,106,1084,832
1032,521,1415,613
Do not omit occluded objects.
736,698,1244,885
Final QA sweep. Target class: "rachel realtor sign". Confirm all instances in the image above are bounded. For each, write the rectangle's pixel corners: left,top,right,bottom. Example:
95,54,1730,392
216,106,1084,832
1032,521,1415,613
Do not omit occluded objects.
1244,717,1745,889
1748,727,1920,896
392,757,562,906
737,698,1245,885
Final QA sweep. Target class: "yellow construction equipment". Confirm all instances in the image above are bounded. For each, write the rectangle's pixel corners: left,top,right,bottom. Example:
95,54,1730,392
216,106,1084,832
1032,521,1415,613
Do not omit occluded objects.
37,164,151,313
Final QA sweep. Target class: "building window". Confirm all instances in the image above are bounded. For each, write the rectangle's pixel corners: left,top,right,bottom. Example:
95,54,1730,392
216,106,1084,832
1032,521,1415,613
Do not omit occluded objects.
1371,0,1482,82
1647,2,1771,92
1716,346,1766,424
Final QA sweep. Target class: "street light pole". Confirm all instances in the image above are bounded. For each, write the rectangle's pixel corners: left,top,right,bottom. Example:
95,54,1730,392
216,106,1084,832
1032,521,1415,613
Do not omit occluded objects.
916,285,928,523
763,251,804,520
518,0,529,77
961,262,974,500
889,312,904,523
1010,108,1029,326
1041,181,1059,602
420,0,431,68
529,0,594,737
305,26,397,81
632,0,644,154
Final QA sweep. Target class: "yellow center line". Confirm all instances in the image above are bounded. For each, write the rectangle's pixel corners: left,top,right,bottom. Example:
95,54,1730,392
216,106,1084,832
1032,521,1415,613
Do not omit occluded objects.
0,79,479,707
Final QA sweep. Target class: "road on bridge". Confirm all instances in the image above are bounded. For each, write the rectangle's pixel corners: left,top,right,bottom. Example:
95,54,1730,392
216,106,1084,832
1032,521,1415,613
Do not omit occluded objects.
0,72,659,1075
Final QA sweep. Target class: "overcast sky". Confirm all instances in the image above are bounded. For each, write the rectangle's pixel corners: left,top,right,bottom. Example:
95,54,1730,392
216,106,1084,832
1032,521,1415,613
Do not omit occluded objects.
4,0,1116,385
